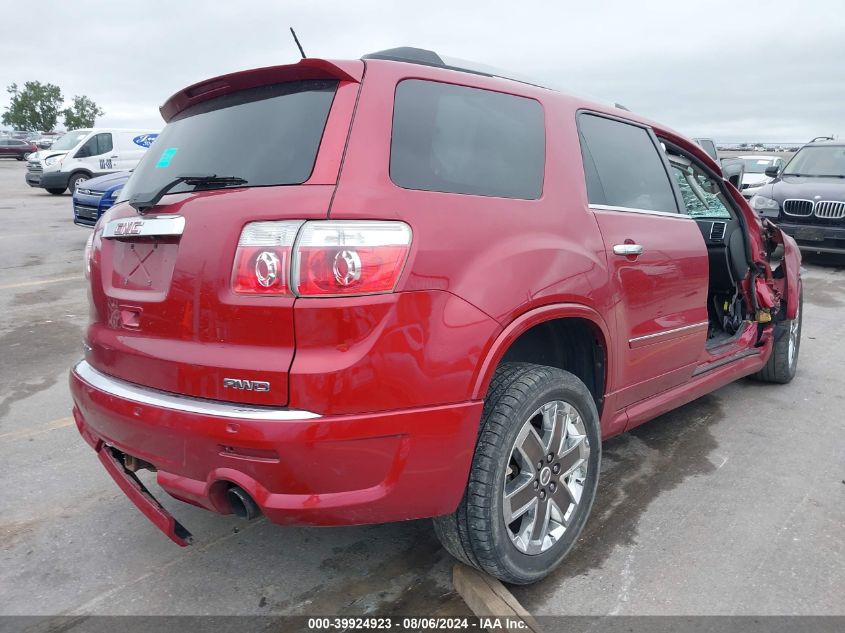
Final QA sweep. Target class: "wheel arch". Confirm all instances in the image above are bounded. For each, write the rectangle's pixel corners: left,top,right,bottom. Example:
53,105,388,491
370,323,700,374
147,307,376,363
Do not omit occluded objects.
471,304,612,415
69,169,93,181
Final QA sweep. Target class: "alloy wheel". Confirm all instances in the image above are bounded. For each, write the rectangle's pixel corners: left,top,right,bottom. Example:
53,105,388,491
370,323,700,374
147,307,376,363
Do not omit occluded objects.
502,400,590,555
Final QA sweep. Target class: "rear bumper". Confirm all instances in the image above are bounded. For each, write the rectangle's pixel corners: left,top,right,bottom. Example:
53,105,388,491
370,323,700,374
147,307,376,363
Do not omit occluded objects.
70,361,482,534
778,221,845,254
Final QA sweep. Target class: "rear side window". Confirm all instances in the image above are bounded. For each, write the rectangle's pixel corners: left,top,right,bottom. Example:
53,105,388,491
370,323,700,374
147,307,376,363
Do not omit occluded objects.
121,80,337,199
578,114,677,214
390,80,545,199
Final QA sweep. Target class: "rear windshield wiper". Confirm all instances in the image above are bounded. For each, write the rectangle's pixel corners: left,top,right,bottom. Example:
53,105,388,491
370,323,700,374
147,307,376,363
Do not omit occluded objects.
128,174,248,213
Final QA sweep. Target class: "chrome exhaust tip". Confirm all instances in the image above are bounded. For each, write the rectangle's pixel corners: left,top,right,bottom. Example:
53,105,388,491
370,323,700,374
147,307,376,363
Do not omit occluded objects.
226,486,261,521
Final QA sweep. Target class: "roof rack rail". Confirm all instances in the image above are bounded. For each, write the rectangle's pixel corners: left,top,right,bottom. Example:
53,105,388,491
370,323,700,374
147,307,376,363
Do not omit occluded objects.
361,47,547,89
809,136,834,143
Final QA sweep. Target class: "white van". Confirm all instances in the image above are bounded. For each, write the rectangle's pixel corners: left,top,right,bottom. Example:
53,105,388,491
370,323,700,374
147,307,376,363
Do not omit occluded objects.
26,128,159,194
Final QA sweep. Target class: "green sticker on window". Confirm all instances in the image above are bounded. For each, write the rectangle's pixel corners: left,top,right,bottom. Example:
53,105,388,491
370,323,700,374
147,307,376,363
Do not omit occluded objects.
155,147,178,168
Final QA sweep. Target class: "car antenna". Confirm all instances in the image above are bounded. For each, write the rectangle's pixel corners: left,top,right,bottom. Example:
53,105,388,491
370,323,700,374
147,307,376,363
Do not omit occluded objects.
290,27,307,59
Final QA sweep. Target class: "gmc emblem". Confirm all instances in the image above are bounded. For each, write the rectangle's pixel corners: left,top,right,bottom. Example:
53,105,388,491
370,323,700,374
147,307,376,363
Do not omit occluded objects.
114,220,144,236
223,378,271,392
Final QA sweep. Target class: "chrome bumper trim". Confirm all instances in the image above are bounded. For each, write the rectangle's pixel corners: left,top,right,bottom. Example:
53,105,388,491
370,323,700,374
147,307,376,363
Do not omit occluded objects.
73,360,321,421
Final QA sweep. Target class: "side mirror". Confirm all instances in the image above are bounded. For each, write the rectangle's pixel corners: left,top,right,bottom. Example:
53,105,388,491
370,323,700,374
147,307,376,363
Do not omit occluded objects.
764,165,780,178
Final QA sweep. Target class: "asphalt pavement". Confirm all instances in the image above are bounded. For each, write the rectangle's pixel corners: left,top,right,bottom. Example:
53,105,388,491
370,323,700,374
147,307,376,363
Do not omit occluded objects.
0,159,842,618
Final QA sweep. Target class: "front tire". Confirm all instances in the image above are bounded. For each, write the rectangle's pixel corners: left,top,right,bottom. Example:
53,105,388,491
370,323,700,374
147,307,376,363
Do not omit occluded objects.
433,362,601,584
68,172,90,192
754,286,802,384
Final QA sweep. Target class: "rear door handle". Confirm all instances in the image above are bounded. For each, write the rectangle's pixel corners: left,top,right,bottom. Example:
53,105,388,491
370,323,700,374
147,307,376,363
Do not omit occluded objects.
613,244,644,256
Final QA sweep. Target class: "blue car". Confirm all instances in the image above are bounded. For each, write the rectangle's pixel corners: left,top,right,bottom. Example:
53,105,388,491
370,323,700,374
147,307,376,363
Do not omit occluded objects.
73,171,131,227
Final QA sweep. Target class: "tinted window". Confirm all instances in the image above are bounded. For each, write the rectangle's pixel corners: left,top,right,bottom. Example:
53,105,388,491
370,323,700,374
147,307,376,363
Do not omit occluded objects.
390,80,545,199
578,114,677,213
121,80,337,199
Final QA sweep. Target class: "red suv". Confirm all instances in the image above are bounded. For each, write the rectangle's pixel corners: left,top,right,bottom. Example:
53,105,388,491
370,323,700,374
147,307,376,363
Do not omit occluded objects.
70,48,802,584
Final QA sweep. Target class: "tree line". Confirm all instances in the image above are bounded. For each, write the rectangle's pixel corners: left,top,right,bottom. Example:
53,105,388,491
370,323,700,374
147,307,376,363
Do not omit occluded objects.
1,81,105,132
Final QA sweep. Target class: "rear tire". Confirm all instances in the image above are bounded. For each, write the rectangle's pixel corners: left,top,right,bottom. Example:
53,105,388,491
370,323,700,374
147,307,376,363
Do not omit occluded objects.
433,362,601,585
46,188,66,195
754,286,802,384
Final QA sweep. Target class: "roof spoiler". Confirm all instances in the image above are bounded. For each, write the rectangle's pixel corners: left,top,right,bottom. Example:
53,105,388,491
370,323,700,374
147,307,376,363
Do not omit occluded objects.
159,58,364,122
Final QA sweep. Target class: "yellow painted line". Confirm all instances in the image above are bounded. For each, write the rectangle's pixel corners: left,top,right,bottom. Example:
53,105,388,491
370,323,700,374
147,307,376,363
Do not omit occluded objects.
0,416,75,441
0,274,82,290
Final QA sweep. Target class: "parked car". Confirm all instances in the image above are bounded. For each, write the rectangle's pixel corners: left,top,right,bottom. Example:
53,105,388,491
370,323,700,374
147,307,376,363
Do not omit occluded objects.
37,136,56,149
70,48,802,585
26,128,158,194
0,137,37,160
750,139,845,253
27,129,94,188
72,170,130,227
738,155,786,197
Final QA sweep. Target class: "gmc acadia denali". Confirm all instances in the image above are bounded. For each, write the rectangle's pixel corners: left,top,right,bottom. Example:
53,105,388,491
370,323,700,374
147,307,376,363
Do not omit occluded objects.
70,48,803,584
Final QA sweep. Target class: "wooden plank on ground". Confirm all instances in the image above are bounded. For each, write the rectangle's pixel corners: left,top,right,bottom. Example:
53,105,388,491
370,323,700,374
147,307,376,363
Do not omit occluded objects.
452,563,544,633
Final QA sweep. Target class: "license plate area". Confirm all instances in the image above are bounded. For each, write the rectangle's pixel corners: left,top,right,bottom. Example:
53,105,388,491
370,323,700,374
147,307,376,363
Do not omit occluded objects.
795,226,825,242
104,238,180,300
75,205,98,220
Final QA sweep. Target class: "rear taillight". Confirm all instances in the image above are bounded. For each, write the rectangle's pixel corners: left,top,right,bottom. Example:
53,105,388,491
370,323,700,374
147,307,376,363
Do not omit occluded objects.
294,221,411,296
232,221,303,295
232,220,411,297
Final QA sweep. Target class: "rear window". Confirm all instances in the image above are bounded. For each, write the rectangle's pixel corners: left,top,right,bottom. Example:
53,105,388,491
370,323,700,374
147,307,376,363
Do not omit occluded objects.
120,80,337,199
390,80,545,199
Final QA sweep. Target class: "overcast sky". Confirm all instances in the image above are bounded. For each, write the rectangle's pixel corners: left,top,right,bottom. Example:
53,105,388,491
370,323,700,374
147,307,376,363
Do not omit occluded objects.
3,0,842,142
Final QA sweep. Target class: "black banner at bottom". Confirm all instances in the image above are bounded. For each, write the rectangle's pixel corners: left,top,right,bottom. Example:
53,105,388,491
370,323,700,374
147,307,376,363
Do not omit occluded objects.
0,616,842,633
